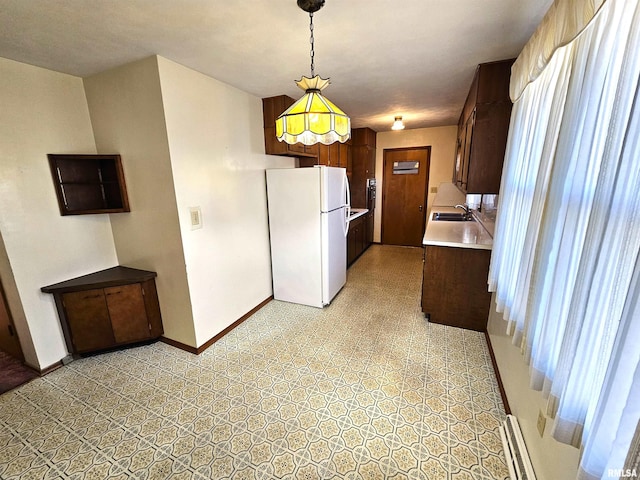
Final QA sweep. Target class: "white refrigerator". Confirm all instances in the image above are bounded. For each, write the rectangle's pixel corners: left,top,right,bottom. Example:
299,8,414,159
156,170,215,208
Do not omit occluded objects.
266,166,351,308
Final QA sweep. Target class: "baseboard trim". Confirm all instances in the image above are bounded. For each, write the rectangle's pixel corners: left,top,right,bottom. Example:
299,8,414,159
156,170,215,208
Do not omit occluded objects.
484,330,512,414
161,296,273,355
160,336,198,354
39,360,63,376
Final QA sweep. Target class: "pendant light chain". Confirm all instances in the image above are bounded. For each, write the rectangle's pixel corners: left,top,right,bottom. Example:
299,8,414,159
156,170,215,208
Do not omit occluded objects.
275,0,350,146
309,12,315,77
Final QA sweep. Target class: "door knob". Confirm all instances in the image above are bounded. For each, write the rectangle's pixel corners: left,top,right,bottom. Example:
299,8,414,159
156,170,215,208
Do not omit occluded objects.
419,205,423,212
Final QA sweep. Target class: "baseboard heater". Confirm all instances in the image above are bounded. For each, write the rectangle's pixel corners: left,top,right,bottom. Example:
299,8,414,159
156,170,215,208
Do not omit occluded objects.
500,414,537,480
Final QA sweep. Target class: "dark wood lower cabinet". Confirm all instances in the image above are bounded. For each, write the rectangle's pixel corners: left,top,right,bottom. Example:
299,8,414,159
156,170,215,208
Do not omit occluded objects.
62,288,115,352
348,214,373,266
42,267,163,355
421,246,492,331
366,211,374,245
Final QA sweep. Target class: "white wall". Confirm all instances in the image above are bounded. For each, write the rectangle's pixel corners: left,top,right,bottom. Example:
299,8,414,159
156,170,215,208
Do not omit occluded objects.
487,295,581,479
374,126,457,242
0,57,118,369
156,57,294,347
83,57,197,348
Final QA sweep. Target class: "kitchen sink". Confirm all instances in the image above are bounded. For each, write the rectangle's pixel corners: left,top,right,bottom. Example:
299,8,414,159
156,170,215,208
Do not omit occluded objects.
432,212,471,221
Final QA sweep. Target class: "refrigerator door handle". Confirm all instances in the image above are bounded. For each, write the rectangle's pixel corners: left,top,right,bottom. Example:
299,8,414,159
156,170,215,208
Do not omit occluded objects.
344,172,351,237
344,207,349,236
345,172,351,212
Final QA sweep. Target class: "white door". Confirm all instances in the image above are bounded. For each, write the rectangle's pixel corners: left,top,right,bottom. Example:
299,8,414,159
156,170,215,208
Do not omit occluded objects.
322,207,347,305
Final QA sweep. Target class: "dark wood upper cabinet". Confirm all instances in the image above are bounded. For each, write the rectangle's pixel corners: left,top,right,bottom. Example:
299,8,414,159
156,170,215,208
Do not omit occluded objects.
262,95,370,209
262,95,318,158
453,59,514,194
47,154,130,215
262,95,354,171
351,127,376,208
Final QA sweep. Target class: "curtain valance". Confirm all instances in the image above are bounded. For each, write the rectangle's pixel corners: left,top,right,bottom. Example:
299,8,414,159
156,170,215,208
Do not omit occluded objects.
510,0,607,101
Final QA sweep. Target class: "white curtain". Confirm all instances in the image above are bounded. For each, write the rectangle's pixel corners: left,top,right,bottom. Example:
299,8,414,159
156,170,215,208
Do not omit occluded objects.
489,0,640,477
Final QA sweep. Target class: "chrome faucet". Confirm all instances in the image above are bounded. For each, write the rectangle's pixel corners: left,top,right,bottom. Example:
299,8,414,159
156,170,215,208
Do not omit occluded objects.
455,203,472,219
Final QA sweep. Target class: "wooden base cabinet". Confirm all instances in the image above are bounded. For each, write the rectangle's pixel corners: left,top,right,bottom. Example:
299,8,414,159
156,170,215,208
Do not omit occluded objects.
347,212,375,267
421,246,492,331
347,215,366,266
42,267,163,355
366,210,374,245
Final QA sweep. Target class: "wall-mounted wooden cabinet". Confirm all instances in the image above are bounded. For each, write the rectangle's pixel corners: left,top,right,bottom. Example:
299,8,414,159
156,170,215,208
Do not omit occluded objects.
299,141,352,170
262,95,319,158
453,59,514,194
261,97,375,220
320,142,351,169
351,127,376,208
41,267,163,355
48,154,130,215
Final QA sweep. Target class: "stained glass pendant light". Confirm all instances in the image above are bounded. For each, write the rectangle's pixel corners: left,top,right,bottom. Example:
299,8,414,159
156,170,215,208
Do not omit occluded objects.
275,0,350,146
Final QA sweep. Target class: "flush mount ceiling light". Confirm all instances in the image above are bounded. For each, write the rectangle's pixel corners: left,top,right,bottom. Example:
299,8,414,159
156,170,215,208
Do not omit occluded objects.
391,116,405,130
275,0,351,146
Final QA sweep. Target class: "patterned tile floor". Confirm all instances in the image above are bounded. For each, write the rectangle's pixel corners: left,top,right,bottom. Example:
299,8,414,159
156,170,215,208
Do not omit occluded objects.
0,245,508,479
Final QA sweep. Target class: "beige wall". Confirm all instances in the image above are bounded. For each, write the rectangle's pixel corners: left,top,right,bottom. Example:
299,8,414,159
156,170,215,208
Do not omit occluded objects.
84,57,197,348
157,57,294,347
0,57,118,369
374,126,458,242
84,55,294,349
487,294,581,480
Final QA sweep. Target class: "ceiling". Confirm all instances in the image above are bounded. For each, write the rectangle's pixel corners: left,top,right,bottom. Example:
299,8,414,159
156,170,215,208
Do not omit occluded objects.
0,0,552,132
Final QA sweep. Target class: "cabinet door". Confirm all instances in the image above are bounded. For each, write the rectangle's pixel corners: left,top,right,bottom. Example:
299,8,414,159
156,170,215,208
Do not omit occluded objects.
343,142,353,174
365,147,375,177
421,246,491,331
356,220,366,256
105,284,150,344
350,146,369,207
466,102,512,193
288,142,306,155
63,289,115,353
460,111,476,192
366,211,374,245
264,126,288,156
453,123,465,187
318,144,330,166
347,223,357,265
141,279,163,338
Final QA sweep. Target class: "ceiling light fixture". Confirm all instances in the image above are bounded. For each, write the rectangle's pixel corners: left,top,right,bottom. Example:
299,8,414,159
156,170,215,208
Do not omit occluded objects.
391,116,405,131
275,0,351,146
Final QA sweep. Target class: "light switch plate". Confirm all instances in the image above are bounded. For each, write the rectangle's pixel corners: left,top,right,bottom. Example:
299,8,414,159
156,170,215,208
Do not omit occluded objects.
189,207,202,230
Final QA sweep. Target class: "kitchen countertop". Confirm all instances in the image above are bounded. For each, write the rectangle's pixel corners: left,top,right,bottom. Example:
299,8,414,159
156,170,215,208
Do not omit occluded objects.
422,206,493,250
348,208,368,221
